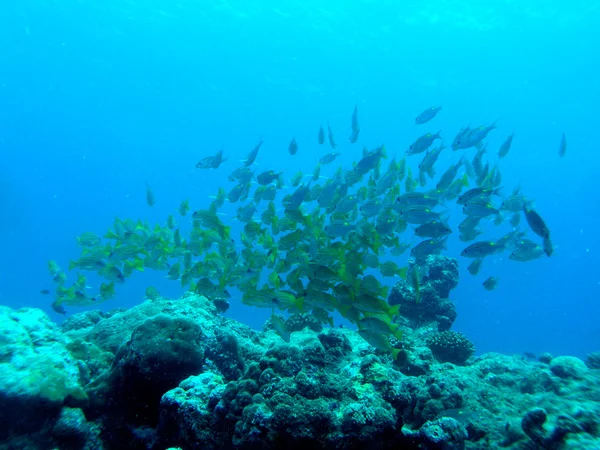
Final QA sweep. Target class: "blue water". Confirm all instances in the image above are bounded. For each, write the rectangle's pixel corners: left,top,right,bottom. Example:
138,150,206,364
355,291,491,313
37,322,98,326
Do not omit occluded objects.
1,0,599,358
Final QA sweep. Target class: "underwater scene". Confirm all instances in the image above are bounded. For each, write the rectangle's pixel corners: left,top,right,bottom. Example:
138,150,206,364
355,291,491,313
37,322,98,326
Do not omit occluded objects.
1,0,600,449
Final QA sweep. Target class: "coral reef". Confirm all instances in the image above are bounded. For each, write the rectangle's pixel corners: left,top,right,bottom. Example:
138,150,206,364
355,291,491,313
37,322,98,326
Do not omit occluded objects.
426,331,476,365
389,255,459,331
1,287,599,449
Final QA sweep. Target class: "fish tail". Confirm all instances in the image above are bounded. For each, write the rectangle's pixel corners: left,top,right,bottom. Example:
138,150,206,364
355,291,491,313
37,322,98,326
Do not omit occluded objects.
388,304,400,317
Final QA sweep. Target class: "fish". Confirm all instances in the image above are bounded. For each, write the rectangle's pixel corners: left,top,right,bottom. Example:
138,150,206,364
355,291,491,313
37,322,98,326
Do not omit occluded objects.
407,131,442,155
228,183,246,203
318,179,340,208
360,199,383,218
327,124,337,149
375,210,399,236
358,329,401,360
77,232,101,247
49,104,562,341
166,262,180,280
397,157,407,181
282,182,311,210
515,238,540,251
495,230,526,250
354,145,387,176
270,315,291,342
443,173,469,201
375,170,397,196
467,258,483,275
462,198,500,218
398,205,444,224
244,137,263,167
414,220,452,238
145,182,156,206
461,240,501,258
463,158,477,180
242,288,302,310
196,149,226,169
380,261,407,278
288,137,298,155
354,293,398,316
192,210,230,238
262,184,277,201
228,167,254,184
40,289,51,295
349,127,360,144
349,105,361,143
333,194,359,214
415,106,442,125
498,132,514,158
146,286,161,300
482,276,498,291
69,253,107,271
318,125,325,144
437,157,464,191
210,187,227,210
457,187,501,205
359,316,403,340
411,237,448,258
451,126,472,151
256,170,282,186
418,144,445,178
102,265,125,283
178,200,190,216
324,221,356,239
523,205,550,239
320,152,341,165
459,228,483,242
237,203,257,222
455,122,497,150
166,215,178,230
99,282,115,300
500,187,526,212
471,146,486,176
395,192,440,208
559,132,566,157
48,260,61,276
351,105,359,132
542,236,554,257
509,246,545,262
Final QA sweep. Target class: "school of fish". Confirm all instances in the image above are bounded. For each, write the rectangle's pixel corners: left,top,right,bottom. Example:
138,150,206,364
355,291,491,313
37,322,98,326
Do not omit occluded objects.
47,105,561,355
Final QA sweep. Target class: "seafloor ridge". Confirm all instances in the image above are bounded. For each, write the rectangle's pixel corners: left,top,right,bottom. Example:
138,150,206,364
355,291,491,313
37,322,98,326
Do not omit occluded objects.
1,255,598,449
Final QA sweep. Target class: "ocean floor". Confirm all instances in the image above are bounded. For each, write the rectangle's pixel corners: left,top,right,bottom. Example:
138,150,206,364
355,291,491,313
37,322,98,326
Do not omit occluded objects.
1,288,599,450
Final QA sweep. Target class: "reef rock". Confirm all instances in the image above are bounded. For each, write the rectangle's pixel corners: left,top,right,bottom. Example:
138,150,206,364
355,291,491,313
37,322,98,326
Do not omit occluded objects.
1,295,600,449
0,306,97,448
389,255,459,330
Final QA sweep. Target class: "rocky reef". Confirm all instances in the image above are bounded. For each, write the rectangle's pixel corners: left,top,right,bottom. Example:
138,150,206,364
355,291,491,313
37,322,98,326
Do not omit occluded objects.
1,258,599,449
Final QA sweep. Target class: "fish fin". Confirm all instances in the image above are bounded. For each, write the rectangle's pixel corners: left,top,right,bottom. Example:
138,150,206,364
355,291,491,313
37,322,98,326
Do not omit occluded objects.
388,304,400,317
397,266,408,280
291,297,304,313
394,329,403,341
380,144,388,159
461,173,469,187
